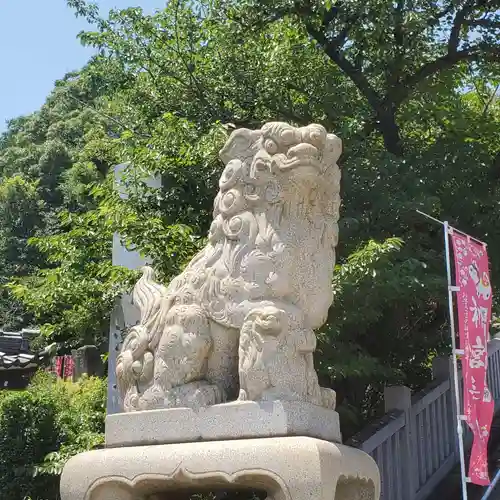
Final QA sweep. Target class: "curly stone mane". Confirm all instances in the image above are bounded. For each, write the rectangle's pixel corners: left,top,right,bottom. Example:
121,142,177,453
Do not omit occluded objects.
143,122,340,332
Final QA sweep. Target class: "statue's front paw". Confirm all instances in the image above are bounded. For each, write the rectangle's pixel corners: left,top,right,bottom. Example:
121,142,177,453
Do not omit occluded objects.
320,387,336,410
138,383,167,410
238,389,248,401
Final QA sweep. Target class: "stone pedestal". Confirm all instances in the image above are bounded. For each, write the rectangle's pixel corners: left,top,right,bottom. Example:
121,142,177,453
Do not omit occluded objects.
60,436,380,500
105,400,341,447
61,397,379,500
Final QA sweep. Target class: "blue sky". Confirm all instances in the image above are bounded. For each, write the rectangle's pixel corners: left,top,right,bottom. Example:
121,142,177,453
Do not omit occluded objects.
0,1,163,132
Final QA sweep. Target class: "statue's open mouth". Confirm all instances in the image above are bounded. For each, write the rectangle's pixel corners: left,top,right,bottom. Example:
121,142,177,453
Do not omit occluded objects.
278,157,323,172
277,143,323,173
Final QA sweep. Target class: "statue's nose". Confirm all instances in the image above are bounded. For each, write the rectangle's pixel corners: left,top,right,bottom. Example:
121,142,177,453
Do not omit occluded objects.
287,143,318,159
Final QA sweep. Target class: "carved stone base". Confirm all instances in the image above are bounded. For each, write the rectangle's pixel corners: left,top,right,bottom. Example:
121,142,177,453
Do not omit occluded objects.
60,436,380,500
106,400,341,448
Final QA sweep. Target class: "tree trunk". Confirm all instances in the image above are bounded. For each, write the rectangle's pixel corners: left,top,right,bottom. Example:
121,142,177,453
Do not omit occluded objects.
376,109,404,157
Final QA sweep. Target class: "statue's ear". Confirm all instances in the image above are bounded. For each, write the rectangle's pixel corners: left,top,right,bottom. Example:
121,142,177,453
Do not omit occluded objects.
323,133,343,165
219,128,261,165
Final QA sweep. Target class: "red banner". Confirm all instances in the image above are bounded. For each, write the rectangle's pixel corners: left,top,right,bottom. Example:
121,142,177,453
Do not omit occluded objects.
451,230,494,485
55,356,63,378
63,355,74,380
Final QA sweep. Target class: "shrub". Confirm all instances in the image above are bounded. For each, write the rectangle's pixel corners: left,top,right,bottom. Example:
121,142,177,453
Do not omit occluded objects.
0,371,106,500
0,387,62,499
36,374,106,478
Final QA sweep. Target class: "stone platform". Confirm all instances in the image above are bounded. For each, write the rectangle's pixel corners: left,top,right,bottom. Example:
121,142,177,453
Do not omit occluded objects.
105,400,342,448
60,436,380,500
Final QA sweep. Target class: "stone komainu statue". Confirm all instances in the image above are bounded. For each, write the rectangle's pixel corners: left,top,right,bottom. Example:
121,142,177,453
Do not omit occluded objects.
116,122,342,412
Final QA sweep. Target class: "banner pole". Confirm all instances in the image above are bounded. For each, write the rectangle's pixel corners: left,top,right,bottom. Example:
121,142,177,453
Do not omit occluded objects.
481,468,500,500
444,220,469,500
416,210,487,247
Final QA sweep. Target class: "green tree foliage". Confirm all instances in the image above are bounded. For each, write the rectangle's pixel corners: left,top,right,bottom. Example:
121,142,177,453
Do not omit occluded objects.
0,176,45,328
7,209,134,348
0,72,118,331
219,0,500,155
0,0,498,432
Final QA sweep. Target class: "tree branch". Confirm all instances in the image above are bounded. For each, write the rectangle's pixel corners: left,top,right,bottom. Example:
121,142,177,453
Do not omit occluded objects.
393,0,405,46
388,0,406,88
330,24,351,50
400,43,500,102
304,23,382,111
448,0,476,53
482,83,500,118
297,2,405,155
322,4,341,29
64,91,151,139
385,1,499,109
464,18,500,29
428,4,456,26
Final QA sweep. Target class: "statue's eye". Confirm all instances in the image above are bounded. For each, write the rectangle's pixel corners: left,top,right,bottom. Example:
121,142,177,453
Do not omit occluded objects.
281,129,296,145
264,139,278,155
309,130,325,149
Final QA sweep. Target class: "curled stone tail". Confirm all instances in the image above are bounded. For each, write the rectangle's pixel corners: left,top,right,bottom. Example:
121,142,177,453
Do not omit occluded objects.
132,266,168,325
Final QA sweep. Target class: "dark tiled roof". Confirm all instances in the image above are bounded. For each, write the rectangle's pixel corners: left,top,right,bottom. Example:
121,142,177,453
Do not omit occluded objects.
0,352,39,369
0,329,54,371
0,334,23,355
